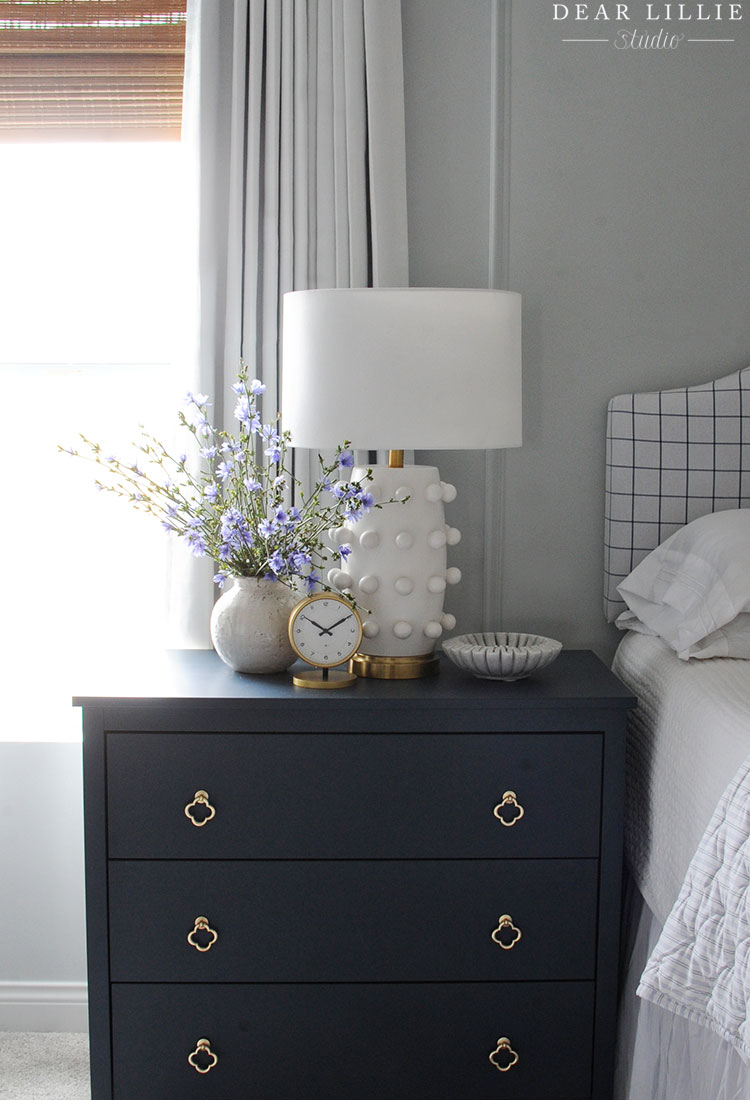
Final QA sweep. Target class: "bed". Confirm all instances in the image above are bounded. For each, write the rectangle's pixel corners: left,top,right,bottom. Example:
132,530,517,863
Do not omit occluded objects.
603,365,750,1100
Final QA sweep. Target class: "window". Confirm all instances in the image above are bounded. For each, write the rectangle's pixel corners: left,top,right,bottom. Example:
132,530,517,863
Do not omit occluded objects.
1,139,189,741
0,4,189,741
0,1,187,140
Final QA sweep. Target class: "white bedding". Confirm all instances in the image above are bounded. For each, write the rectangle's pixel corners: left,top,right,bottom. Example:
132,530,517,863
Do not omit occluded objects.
613,630,750,1072
612,631,750,925
637,754,750,1062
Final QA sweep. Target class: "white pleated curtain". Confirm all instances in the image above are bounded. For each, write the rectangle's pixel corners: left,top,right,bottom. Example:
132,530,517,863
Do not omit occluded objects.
171,0,409,646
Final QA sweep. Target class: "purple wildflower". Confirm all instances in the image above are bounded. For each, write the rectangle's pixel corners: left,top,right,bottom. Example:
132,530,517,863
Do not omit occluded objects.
185,391,210,408
234,396,252,425
268,550,286,575
183,529,207,557
289,550,312,572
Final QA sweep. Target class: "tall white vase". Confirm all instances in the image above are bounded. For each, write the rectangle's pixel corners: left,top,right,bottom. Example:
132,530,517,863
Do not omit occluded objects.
209,576,298,674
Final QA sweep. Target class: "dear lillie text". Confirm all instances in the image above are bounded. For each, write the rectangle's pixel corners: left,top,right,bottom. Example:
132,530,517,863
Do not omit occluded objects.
553,4,742,48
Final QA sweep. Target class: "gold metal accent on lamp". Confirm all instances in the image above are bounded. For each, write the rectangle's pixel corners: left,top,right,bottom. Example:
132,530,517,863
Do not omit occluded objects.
349,652,439,679
184,790,216,827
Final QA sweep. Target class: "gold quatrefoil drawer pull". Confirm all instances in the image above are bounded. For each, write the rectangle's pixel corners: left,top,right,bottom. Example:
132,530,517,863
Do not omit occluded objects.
491,914,522,950
188,1037,218,1074
187,916,218,953
489,1036,519,1073
184,790,216,827
493,790,524,826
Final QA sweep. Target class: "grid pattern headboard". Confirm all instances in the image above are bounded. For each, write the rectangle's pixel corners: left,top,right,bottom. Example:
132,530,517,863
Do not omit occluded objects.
604,365,750,622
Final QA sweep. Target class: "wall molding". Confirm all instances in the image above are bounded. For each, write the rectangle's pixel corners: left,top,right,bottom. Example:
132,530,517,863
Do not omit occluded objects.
483,0,513,629
0,981,88,1033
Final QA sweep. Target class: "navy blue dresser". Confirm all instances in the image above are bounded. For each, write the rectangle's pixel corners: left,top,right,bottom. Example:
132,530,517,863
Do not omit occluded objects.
77,648,634,1099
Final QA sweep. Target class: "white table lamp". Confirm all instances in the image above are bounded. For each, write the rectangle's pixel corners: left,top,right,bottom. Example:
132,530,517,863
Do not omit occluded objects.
281,287,522,679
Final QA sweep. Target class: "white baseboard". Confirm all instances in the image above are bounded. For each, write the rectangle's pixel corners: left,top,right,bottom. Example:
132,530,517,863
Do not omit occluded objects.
0,981,88,1033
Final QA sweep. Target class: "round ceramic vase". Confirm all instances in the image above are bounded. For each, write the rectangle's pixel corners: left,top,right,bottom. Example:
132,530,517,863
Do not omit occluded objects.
209,576,298,674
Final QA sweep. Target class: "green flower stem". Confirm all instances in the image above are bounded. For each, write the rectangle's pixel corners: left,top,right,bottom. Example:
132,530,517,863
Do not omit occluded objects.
60,362,405,603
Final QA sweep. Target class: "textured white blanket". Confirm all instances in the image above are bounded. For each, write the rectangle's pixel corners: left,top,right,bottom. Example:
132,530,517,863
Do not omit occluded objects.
613,632,750,924
637,754,750,1062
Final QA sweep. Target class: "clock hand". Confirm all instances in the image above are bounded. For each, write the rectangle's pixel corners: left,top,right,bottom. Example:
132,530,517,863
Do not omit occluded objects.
301,614,333,636
326,616,351,632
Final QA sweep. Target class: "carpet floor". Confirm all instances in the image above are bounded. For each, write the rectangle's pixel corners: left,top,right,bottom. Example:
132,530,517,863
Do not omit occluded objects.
0,1032,90,1099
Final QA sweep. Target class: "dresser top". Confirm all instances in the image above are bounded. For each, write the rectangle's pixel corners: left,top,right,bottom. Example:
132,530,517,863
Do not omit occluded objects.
73,648,634,711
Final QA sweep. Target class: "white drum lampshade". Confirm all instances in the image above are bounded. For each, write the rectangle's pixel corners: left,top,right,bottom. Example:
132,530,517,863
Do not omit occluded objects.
281,287,522,678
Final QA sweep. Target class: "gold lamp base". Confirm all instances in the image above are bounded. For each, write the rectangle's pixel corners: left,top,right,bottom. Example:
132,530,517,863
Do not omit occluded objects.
349,652,440,680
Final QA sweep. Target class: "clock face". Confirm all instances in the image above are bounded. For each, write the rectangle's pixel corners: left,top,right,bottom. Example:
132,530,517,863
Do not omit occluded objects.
289,595,363,668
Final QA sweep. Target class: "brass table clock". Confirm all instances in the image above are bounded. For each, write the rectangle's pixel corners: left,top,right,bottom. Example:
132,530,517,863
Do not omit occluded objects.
288,593,363,688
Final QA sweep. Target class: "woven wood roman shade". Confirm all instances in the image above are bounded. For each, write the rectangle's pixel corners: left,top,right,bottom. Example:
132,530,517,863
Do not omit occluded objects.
0,1,187,140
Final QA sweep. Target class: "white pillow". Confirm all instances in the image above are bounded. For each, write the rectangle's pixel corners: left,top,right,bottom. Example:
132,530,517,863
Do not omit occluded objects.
615,508,750,656
683,613,750,660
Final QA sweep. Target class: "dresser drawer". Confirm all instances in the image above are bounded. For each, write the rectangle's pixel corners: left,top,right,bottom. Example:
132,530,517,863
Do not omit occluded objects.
106,731,602,858
108,857,598,982
111,980,593,1099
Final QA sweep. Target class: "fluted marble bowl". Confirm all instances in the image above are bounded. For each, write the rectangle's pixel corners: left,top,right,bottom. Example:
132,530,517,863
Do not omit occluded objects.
442,631,562,681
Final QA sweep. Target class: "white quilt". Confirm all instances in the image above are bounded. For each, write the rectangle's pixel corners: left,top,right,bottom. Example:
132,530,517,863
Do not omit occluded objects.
613,632,750,924
637,755,750,1061
613,632,750,1060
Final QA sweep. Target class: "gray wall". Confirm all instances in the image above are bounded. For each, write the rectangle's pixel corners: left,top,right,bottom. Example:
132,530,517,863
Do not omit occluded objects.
402,0,750,660
0,742,87,1030
503,4,750,660
402,0,507,635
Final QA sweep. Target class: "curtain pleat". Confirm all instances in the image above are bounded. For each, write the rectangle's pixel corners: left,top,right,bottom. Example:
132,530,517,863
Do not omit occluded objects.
363,0,409,286
174,0,408,646
314,0,334,287
341,0,368,287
